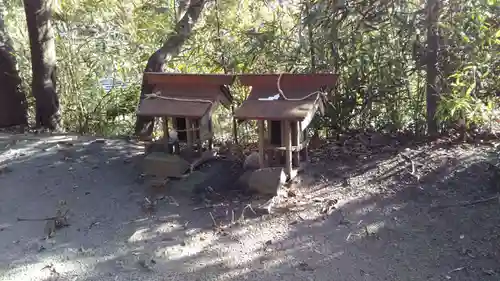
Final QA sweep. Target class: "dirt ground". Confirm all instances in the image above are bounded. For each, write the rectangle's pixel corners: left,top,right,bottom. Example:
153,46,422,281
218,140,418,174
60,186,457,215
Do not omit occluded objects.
0,132,499,281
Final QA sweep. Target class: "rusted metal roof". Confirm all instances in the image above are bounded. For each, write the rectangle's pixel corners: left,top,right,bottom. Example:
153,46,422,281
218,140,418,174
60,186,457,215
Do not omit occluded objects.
137,73,236,117
234,73,338,121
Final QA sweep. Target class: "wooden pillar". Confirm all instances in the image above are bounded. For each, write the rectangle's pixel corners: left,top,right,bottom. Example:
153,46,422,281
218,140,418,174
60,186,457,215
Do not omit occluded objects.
208,117,213,151
266,120,273,144
302,123,309,162
186,118,193,149
258,120,265,168
284,120,292,177
162,117,169,151
293,121,300,167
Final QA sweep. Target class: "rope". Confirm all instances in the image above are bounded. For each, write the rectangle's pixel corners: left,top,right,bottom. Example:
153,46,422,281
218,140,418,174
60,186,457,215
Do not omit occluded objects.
144,92,214,105
275,73,326,101
144,91,213,133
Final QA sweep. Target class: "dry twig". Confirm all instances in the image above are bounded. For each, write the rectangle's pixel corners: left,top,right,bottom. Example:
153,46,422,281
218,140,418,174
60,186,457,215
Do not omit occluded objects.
431,195,499,210
239,203,257,221
209,212,217,227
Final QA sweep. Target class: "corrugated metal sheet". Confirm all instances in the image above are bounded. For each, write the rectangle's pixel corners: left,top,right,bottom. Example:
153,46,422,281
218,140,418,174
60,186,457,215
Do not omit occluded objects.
234,73,338,121
239,73,338,100
137,73,236,117
234,99,320,121
138,99,214,118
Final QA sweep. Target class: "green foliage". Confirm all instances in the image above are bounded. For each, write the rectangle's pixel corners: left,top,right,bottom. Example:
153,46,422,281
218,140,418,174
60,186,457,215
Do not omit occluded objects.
2,0,499,137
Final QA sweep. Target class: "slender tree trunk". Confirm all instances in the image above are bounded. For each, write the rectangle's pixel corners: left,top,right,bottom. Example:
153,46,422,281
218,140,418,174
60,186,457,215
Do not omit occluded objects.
0,2,28,128
305,1,316,73
23,0,59,130
134,0,207,137
425,0,440,137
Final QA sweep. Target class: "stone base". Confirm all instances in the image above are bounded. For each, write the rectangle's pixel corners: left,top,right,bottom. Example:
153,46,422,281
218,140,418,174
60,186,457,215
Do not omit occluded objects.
142,152,190,179
248,167,287,196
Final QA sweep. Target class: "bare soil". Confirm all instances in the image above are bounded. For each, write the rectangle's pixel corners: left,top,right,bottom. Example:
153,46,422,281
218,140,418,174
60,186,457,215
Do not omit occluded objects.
0,132,499,281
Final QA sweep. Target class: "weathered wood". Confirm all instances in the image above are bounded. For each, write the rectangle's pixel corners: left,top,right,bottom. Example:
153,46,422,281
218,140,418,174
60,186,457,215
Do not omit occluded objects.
302,123,309,162
162,117,169,150
266,120,272,143
186,118,193,149
292,122,300,167
264,139,309,151
258,120,265,168
284,121,292,177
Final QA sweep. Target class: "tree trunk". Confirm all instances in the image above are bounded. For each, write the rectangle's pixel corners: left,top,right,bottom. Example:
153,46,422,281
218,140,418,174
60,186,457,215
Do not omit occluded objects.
425,0,440,137
23,0,59,130
134,0,207,137
0,2,28,128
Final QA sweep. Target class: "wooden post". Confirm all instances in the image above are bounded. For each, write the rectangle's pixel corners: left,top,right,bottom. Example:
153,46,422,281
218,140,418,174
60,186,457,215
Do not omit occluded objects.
162,117,169,152
284,120,292,177
258,120,265,168
302,123,309,162
293,121,300,167
267,120,275,166
186,118,193,149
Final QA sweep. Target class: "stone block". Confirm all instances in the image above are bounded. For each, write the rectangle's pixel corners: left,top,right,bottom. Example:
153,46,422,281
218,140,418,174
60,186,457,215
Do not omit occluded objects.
243,151,260,170
143,152,190,178
248,167,287,195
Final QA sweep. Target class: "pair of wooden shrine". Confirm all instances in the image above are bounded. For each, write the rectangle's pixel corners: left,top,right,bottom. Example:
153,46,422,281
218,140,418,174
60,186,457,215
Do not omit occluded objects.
137,73,338,179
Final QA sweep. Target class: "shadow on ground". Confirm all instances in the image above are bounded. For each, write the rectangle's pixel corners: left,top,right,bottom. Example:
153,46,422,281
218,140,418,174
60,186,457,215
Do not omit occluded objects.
0,133,499,281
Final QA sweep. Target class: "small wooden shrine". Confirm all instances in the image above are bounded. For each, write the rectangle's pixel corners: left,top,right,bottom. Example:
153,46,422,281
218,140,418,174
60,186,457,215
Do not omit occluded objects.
234,73,338,179
136,73,235,179
137,73,235,151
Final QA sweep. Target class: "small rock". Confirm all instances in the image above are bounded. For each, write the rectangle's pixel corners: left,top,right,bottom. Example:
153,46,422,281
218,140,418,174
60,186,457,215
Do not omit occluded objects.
0,165,13,174
137,259,151,270
243,152,260,170
38,245,46,252
58,141,74,147
320,199,338,215
297,262,314,271
287,190,297,197
483,269,496,275
265,240,272,246
92,139,106,144
248,168,287,195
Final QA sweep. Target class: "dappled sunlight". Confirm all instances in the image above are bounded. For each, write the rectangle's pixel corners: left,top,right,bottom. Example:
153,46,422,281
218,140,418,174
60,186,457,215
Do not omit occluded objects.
4,253,97,281
127,227,150,243
1,132,499,280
